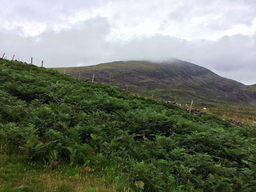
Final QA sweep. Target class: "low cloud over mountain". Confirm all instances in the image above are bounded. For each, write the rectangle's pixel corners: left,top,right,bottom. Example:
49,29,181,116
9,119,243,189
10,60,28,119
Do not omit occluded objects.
0,0,256,84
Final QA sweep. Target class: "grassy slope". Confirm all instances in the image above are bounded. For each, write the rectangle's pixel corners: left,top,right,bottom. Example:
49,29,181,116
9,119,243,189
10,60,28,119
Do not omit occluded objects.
1,58,256,191
54,60,256,124
0,153,117,192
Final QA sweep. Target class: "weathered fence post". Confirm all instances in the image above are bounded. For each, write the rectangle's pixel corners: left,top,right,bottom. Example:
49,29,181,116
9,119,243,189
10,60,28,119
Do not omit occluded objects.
41,60,44,67
92,74,95,83
30,57,33,65
189,100,194,114
78,71,81,80
2,53,5,59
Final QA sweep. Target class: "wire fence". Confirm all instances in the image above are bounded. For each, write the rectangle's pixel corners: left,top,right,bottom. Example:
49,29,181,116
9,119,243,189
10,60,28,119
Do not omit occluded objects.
1,52,44,68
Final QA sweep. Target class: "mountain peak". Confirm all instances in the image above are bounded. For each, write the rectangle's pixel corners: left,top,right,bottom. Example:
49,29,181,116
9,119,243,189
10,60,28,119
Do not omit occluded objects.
54,60,256,106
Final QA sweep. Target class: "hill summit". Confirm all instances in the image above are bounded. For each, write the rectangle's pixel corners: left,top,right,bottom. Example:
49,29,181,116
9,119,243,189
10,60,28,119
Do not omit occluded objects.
55,60,256,106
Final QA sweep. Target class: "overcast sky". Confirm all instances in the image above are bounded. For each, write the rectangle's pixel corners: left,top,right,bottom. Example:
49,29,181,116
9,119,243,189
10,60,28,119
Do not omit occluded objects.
0,0,256,84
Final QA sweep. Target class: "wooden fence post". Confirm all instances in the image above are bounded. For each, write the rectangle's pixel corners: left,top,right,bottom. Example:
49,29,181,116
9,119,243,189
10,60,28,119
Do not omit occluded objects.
189,100,193,114
41,60,44,67
31,57,33,65
2,53,5,59
78,71,81,80
92,74,95,83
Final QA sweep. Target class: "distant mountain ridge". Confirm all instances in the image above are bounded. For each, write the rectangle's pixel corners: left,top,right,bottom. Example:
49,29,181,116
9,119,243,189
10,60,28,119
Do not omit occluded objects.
54,60,256,107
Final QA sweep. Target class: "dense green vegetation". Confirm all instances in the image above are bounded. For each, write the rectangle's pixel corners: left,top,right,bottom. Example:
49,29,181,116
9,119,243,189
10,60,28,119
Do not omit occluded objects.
1,58,256,191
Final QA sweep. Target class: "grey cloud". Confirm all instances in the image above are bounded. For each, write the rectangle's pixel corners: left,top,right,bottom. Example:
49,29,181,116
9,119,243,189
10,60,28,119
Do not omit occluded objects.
2,25,255,84
0,0,111,35
35,17,111,66
0,17,111,66
1,0,108,20
168,0,256,31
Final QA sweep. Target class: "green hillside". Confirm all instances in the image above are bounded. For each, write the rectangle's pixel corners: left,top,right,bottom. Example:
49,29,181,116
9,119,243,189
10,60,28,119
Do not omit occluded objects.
54,60,256,124
1,58,256,191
